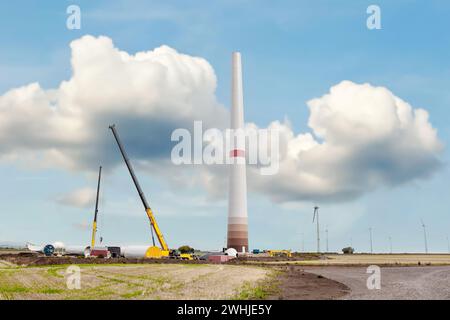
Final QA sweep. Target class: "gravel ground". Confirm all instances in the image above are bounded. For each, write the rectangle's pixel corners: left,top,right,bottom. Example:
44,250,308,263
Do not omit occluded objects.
303,266,450,300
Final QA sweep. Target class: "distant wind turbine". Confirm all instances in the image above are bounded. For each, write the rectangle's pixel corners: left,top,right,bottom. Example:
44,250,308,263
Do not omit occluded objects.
421,219,428,254
313,206,320,253
369,227,373,253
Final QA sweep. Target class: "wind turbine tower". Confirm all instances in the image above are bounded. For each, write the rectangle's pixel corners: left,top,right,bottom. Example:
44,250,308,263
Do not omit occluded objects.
227,52,249,253
325,226,329,252
369,227,373,254
421,219,428,254
313,206,320,253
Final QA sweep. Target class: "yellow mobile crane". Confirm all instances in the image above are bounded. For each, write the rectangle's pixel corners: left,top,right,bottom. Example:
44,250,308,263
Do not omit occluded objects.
91,166,102,249
109,125,192,260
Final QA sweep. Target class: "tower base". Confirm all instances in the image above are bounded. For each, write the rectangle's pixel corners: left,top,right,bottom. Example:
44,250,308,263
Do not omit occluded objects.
227,217,248,253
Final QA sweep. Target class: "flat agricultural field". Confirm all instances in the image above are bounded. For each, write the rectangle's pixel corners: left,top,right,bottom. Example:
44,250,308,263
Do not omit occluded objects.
0,263,271,300
253,254,450,266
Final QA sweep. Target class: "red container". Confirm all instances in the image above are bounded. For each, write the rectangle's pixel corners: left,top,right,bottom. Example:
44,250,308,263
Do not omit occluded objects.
208,255,234,263
90,249,110,258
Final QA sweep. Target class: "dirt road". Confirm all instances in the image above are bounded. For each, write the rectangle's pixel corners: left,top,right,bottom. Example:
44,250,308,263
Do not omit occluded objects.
304,266,450,299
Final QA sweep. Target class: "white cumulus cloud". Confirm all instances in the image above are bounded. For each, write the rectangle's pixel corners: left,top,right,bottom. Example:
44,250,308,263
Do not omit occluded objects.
0,36,443,204
249,81,443,202
0,35,226,171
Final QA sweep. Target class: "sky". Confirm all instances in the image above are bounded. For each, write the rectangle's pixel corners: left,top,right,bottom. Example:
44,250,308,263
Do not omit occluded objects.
0,0,449,253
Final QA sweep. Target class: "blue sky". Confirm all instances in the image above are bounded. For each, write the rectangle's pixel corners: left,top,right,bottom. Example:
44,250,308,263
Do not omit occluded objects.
0,0,449,253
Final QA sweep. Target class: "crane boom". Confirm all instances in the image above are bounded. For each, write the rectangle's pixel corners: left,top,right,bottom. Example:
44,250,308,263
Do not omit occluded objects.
109,124,169,251
91,166,102,248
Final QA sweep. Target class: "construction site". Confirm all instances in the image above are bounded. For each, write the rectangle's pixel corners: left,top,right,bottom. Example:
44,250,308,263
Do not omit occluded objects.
1,50,450,301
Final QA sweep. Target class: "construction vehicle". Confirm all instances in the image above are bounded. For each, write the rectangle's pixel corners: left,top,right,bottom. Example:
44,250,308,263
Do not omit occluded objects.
268,250,292,258
109,124,193,260
89,247,111,258
91,166,102,249
86,166,113,258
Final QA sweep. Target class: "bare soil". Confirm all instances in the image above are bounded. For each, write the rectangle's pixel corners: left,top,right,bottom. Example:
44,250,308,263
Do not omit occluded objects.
268,266,350,300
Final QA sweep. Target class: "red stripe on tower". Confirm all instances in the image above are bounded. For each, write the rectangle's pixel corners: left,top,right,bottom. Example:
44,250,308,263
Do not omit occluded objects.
230,149,245,158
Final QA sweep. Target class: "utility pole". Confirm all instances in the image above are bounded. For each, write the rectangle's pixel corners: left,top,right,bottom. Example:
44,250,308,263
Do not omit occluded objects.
313,206,320,253
369,227,373,254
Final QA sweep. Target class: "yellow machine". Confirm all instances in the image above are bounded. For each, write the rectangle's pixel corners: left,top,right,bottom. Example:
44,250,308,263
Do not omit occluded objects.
110,125,193,260
90,166,102,249
268,250,292,258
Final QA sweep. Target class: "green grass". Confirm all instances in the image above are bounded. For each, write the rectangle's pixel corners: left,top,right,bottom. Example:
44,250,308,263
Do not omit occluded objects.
46,267,65,278
98,274,131,284
0,284,30,294
0,269,66,298
0,278,64,298
112,273,176,286
64,284,116,300
233,282,271,300
0,284,31,299
233,270,281,300
38,288,64,294
0,269,18,276
120,290,144,299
